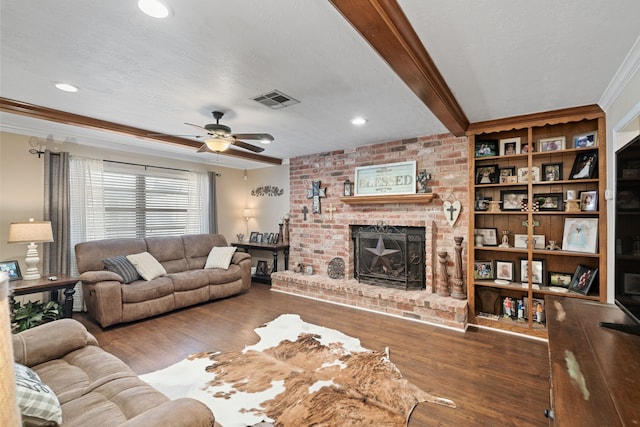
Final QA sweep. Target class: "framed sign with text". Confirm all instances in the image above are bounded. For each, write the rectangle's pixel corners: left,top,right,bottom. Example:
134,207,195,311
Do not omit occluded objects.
354,160,416,196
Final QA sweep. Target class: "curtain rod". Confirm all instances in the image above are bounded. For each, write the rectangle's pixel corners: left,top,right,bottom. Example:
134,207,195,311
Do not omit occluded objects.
103,159,221,176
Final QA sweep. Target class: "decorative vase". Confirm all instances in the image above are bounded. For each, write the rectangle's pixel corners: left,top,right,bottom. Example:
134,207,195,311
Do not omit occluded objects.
475,234,484,247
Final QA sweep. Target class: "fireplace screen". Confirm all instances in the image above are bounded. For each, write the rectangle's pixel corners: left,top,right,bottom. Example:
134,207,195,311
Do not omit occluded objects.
352,223,425,290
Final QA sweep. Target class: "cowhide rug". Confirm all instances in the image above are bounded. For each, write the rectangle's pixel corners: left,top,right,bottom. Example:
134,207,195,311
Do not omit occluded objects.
140,314,455,426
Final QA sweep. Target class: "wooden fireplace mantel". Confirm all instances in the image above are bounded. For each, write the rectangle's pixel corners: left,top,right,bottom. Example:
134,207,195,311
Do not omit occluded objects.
339,193,436,205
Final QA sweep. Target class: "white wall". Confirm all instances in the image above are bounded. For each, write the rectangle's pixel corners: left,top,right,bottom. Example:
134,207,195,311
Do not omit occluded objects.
0,131,290,276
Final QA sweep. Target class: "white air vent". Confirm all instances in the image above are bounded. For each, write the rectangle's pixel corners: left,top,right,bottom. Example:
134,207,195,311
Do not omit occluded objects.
251,90,299,109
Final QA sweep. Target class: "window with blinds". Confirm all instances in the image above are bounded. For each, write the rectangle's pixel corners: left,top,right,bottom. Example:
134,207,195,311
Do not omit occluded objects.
102,162,208,238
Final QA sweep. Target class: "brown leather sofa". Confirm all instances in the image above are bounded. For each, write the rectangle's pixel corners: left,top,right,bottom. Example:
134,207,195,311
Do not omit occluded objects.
12,318,215,427
75,234,251,328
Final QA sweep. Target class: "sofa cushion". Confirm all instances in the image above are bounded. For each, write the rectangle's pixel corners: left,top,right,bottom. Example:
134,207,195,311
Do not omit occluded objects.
205,246,237,270
103,255,140,284
121,276,174,303
167,270,210,292
14,362,62,424
127,252,167,281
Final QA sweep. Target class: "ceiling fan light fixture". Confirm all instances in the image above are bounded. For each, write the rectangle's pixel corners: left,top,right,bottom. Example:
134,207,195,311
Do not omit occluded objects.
260,139,272,144
205,138,231,152
137,0,170,18
54,82,79,93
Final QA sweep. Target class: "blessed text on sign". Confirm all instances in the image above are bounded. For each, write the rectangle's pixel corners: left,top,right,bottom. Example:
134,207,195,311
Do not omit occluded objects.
354,161,417,196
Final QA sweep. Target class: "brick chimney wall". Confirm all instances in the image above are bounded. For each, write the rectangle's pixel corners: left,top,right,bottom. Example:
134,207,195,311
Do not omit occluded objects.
287,133,470,291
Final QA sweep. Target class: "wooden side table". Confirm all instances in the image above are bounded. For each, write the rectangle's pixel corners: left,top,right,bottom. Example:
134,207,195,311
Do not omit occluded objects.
12,273,79,318
231,242,290,285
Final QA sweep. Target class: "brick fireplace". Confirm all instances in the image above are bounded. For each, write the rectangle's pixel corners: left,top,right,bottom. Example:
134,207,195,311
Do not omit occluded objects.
271,133,470,330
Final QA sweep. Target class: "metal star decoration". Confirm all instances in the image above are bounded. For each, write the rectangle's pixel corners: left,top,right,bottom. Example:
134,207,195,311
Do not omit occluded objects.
365,236,400,271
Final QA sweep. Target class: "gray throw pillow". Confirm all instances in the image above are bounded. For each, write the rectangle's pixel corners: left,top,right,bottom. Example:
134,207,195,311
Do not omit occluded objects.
103,255,140,284
14,363,62,425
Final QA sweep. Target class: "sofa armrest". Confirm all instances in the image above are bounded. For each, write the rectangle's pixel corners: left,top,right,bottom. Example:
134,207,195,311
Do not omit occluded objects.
231,252,250,265
12,319,98,367
120,398,215,427
79,270,123,284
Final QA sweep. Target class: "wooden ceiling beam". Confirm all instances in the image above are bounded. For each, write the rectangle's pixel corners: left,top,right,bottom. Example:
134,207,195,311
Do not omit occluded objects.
329,0,468,136
0,97,282,165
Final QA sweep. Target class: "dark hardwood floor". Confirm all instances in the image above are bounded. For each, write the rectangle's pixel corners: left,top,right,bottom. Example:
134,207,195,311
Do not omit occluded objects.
74,283,551,426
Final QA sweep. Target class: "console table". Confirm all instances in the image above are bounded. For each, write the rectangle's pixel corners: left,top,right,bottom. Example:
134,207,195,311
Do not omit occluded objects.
12,273,78,318
545,296,640,426
231,242,290,285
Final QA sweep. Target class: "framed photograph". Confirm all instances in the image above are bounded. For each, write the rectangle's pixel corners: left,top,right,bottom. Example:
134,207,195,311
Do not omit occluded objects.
534,192,563,211
474,140,498,158
498,167,516,183
579,190,598,211
617,189,640,211
517,166,540,183
520,141,535,153
531,234,546,249
623,273,640,295
249,231,259,243
539,136,566,152
519,258,545,285
569,150,598,180
476,164,498,184
573,131,597,148
569,264,598,295
475,228,498,246
474,195,492,211
524,297,546,323
514,234,529,249
272,233,279,244
499,137,521,156
255,260,269,276
495,260,515,281
500,189,528,211
548,271,573,288
0,260,21,281
562,218,599,253
355,160,416,196
256,233,264,243
473,260,494,280
542,162,563,181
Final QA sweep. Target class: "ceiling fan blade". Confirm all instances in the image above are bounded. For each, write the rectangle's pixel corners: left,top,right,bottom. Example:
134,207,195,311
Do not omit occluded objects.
185,122,209,133
232,133,274,142
233,139,265,153
148,133,204,138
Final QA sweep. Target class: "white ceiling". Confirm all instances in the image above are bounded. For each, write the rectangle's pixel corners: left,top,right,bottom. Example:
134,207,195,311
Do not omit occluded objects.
1,0,639,169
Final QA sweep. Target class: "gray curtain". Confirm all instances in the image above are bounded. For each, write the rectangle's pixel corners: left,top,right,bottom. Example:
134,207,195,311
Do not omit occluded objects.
42,150,70,276
208,171,218,233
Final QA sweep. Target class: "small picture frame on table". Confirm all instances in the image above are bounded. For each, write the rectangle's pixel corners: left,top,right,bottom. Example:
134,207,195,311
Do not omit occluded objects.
569,150,598,180
495,260,515,281
548,271,573,288
573,132,597,148
569,264,598,295
499,137,521,156
473,260,494,280
539,136,565,152
0,260,21,281
476,164,498,184
500,190,528,211
475,140,498,158
249,231,259,243
519,258,545,285
498,166,516,183
623,273,640,295
579,190,598,211
542,163,563,181
475,228,499,246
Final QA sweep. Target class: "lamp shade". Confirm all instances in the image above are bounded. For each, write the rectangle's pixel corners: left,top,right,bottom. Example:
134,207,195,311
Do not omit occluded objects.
243,208,252,219
8,219,53,243
205,138,231,152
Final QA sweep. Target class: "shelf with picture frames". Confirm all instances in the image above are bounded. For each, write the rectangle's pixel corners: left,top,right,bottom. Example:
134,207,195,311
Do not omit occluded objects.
467,104,607,338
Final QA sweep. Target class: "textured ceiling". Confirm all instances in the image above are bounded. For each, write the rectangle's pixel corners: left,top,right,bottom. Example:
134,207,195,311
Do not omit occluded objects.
1,0,639,169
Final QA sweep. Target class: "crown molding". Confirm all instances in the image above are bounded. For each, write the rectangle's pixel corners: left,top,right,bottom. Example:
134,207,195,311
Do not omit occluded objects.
599,35,640,111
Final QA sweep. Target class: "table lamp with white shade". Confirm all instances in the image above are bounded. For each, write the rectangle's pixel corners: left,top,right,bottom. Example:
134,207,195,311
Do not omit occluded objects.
7,218,53,280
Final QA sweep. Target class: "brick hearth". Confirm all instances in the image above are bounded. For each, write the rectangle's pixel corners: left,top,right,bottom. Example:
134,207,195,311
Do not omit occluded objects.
271,271,468,330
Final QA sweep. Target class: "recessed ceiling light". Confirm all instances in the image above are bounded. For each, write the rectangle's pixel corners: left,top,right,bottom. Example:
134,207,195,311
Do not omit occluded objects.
351,117,367,126
138,0,170,18
54,82,79,93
